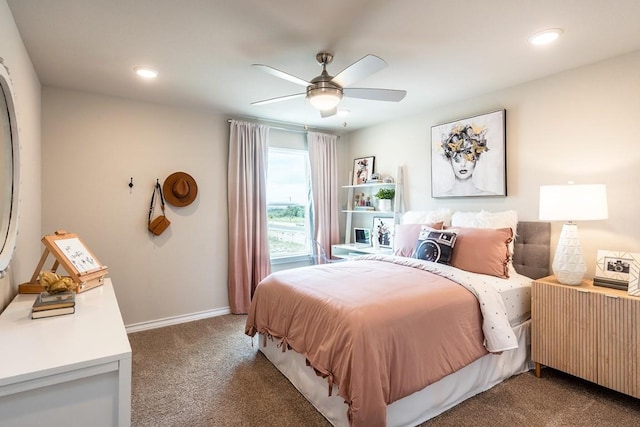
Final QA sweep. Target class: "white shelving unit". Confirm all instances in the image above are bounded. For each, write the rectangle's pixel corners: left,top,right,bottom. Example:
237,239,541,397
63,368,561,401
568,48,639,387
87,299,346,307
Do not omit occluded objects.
339,165,403,246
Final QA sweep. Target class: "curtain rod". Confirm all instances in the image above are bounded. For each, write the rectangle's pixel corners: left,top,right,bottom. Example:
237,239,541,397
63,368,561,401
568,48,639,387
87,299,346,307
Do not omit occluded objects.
226,118,336,135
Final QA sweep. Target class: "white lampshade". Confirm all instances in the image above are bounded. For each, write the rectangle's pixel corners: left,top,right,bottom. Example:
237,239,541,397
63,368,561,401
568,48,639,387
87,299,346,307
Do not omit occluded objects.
539,184,608,221
307,87,342,110
539,184,608,285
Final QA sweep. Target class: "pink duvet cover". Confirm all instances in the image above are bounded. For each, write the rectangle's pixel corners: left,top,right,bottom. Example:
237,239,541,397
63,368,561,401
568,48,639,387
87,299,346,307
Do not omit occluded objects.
245,259,488,427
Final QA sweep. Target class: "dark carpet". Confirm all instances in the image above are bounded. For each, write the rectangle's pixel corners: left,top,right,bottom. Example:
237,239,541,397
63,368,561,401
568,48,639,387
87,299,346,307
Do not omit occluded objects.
128,314,640,426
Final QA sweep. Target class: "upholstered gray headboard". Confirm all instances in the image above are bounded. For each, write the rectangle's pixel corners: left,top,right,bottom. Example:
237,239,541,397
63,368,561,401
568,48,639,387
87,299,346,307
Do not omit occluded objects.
512,221,551,280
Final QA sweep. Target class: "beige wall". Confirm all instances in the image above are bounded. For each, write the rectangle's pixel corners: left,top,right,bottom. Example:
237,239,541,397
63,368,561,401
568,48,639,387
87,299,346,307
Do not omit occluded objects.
0,0,41,310
42,88,229,325
346,51,640,278
40,89,350,326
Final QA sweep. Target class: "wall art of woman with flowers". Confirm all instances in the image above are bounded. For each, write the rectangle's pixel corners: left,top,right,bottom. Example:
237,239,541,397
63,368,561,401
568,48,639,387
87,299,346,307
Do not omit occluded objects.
430,110,506,198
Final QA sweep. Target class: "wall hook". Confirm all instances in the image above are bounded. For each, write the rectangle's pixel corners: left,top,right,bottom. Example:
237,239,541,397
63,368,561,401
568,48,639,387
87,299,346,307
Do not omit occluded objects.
129,177,134,188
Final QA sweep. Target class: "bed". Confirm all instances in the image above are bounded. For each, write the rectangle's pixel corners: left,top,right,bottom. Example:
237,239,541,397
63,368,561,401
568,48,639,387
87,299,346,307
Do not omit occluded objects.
246,219,550,427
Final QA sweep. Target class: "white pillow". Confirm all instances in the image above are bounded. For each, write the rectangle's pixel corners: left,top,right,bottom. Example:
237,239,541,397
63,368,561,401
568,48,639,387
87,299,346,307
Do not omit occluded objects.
449,211,477,227
403,208,452,226
476,210,518,238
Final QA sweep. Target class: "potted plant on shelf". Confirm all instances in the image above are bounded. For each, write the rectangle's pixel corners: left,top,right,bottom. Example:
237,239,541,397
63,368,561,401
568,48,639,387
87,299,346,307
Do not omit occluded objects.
374,188,395,212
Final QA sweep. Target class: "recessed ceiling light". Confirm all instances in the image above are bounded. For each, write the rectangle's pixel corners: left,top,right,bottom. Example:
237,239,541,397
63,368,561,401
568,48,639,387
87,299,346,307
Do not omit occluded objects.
134,66,159,79
528,28,563,45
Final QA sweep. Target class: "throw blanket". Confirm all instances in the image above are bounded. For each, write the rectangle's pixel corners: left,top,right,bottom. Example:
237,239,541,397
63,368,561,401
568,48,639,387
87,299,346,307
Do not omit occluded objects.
246,257,515,427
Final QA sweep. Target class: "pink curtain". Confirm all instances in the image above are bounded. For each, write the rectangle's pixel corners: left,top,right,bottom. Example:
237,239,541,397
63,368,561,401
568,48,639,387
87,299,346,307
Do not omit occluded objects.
307,132,340,257
227,120,271,314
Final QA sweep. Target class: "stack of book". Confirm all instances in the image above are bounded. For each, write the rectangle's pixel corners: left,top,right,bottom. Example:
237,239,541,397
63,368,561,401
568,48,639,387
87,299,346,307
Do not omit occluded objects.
593,276,628,290
354,205,375,211
31,291,76,319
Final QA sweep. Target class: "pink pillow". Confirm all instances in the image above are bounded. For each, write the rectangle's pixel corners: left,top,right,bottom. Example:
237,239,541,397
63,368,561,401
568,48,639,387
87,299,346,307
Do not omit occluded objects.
393,222,443,257
446,227,513,278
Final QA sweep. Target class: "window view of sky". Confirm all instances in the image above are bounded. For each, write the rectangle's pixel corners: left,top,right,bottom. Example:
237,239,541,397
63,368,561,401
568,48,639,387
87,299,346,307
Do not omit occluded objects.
267,149,308,205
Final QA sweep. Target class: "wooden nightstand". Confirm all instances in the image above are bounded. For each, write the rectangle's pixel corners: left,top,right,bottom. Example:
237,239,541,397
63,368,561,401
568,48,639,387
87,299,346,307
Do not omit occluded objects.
532,275,640,398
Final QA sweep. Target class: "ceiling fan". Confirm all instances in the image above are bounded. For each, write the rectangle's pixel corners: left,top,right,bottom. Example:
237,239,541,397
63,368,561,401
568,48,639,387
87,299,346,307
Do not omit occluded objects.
251,52,407,118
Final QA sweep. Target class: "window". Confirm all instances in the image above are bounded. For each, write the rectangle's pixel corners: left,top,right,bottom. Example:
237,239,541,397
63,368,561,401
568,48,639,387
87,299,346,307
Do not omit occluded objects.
266,147,312,260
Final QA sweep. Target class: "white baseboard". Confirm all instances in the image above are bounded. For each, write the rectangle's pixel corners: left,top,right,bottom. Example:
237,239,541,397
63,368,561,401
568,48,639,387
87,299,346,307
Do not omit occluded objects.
125,306,232,333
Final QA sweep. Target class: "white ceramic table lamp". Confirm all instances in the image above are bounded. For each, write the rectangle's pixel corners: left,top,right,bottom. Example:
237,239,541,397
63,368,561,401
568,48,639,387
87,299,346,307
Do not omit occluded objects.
539,184,608,285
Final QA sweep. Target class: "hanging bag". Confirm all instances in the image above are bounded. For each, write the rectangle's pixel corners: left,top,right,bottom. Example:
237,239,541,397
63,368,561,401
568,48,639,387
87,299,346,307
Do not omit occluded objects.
148,180,171,235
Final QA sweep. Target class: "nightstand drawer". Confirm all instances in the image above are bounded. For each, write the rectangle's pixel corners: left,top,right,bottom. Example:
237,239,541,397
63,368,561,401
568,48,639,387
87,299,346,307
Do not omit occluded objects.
532,281,597,383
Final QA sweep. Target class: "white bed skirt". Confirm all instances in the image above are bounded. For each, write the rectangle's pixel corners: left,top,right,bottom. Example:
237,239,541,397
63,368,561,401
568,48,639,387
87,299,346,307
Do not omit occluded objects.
258,319,532,427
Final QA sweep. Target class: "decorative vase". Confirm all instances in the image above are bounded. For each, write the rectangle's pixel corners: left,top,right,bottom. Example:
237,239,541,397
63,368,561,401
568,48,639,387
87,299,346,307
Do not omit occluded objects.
378,199,392,212
552,223,586,285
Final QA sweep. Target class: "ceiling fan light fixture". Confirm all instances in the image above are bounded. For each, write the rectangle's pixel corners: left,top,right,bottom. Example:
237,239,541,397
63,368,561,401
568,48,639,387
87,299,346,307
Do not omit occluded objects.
253,52,404,116
307,87,343,110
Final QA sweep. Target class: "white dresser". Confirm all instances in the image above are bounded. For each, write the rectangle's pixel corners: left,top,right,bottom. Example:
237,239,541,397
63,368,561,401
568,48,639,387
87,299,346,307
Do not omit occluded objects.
0,279,131,426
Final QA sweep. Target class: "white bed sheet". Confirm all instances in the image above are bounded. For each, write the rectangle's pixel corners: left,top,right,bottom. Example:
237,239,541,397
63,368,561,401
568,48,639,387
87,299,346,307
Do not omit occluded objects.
259,320,531,427
490,271,532,326
429,263,532,325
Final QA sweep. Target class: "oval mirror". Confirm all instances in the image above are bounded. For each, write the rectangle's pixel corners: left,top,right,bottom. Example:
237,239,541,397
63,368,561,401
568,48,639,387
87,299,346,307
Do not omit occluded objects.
0,60,20,277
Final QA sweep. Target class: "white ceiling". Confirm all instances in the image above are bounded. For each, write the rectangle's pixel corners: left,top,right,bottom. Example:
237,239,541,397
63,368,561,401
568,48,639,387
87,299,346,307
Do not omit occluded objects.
7,0,640,131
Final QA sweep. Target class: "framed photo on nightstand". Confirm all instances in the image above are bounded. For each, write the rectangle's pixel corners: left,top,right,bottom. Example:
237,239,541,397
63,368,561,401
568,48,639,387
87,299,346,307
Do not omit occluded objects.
593,250,640,291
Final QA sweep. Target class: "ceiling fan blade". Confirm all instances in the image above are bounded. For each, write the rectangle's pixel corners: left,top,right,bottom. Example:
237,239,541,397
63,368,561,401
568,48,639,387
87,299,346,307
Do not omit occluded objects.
320,107,337,118
251,93,305,106
252,64,310,87
343,88,407,102
331,54,387,88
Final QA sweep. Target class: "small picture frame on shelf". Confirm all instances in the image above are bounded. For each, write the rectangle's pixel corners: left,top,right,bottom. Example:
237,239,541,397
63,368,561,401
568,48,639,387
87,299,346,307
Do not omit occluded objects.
352,156,375,185
593,250,640,291
373,217,394,249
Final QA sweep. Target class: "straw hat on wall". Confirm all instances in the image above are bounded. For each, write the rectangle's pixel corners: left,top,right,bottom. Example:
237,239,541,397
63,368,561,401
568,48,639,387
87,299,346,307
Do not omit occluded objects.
163,172,198,207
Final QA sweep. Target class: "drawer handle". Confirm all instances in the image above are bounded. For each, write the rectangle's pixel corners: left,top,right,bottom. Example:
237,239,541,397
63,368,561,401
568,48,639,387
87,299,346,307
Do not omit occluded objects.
605,294,619,299
577,289,589,294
